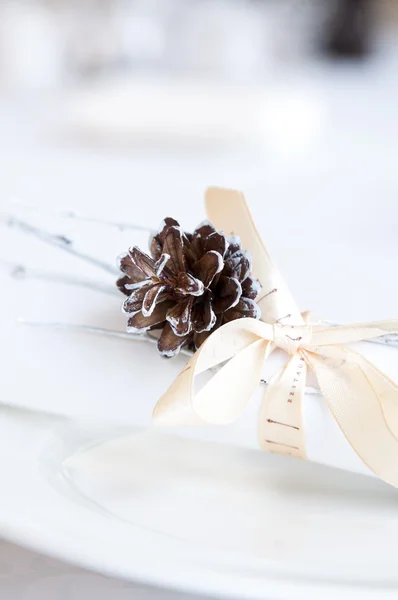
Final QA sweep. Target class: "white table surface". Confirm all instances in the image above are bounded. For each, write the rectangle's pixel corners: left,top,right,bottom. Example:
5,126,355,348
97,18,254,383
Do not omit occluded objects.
0,47,398,598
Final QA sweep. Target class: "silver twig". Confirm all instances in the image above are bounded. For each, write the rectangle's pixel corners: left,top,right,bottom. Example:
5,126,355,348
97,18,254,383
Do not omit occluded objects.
2,212,118,275
0,259,119,296
17,320,194,358
9,200,153,234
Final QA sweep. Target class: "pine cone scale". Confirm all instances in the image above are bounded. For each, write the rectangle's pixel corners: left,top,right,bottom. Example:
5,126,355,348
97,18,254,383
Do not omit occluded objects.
118,254,145,289
223,253,251,282
241,276,261,300
122,282,153,313
142,284,168,317
192,250,223,288
130,247,159,278
213,276,242,314
192,293,216,333
175,272,204,296
158,322,189,357
166,297,194,336
127,300,174,333
203,231,227,256
223,298,261,323
162,226,186,275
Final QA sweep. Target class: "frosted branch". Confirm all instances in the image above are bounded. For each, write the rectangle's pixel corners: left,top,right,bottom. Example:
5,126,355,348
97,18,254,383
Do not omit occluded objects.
1,259,119,296
2,212,118,275
10,200,153,233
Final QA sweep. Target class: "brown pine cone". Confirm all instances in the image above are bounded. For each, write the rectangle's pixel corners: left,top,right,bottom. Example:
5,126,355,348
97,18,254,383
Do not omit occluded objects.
117,218,261,357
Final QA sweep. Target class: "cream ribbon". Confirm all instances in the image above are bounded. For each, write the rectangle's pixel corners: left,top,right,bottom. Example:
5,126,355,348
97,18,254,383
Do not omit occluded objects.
153,188,398,487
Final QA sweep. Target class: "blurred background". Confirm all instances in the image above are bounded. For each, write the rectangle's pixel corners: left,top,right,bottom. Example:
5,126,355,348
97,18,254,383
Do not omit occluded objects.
0,0,398,315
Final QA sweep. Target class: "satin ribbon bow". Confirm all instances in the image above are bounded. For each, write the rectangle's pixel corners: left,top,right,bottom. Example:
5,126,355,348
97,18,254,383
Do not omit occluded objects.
153,188,398,487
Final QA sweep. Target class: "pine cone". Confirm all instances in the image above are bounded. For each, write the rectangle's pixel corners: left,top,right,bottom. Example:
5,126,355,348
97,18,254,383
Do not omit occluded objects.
117,218,261,357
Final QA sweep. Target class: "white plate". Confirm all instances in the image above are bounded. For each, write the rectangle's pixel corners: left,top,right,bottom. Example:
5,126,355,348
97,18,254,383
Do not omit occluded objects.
0,405,398,600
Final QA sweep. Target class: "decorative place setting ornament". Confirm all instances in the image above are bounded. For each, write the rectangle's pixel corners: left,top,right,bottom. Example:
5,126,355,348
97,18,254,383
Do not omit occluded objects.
3,187,398,488
148,189,398,488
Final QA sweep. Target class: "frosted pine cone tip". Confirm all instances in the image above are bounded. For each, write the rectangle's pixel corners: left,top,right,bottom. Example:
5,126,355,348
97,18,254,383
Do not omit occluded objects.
117,217,261,357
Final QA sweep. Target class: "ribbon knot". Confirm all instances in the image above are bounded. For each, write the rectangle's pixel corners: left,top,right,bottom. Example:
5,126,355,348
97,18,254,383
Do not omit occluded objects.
272,323,312,355
152,187,398,489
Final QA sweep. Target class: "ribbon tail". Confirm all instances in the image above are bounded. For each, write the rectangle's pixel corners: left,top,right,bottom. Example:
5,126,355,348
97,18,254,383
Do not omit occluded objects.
310,320,398,347
205,187,304,326
152,348,205,427
259,353,307,459
306,348,398,487
338,346,398,442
